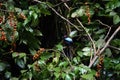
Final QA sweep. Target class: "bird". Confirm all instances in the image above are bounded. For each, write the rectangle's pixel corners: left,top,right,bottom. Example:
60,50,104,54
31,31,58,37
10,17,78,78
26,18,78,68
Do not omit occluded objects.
64,36,73,46
63,35,73,60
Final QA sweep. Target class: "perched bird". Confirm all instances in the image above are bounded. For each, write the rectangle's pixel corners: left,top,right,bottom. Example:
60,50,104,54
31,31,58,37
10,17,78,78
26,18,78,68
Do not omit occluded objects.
63,35,73,60
64,36,73,46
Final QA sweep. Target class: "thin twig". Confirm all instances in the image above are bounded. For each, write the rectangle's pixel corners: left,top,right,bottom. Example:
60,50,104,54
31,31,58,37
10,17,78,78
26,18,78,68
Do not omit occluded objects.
76,18,97,54
89,26,120,68
108,45,120,51
96,20,111,40
0,9,13,12
95,20,111,56
61,49,73,67
90,45,93,62
34,0,81,31
63,3,97,55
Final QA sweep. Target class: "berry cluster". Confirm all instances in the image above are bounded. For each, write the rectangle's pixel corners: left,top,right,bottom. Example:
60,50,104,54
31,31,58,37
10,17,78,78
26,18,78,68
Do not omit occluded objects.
0,11,18,51
85,2,91,24
33,48,45,60
96,55,104,78
0,28,7,41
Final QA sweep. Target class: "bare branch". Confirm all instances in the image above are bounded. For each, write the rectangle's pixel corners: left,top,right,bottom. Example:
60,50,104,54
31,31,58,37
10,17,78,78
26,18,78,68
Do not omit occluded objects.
89,26,120,68
63,2,97,55
96,20,111,40
108,45,120,51
76,18,97,54
34,0,81,31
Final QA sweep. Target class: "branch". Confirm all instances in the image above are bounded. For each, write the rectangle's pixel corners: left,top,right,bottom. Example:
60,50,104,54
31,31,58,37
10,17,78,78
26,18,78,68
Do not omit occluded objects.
76,18,97,54
95,20,111,56
108,45,120,51
89,26,120,68
96,20,111,40
34,0,81,31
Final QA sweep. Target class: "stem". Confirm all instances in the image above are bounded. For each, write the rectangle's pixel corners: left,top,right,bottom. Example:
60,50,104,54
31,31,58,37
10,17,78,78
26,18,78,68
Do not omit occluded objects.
89,26,120,68
34,0,81,31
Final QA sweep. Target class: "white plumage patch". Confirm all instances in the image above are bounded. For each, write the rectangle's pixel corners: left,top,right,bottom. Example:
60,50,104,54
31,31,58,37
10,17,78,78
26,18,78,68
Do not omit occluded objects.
65,37,73,42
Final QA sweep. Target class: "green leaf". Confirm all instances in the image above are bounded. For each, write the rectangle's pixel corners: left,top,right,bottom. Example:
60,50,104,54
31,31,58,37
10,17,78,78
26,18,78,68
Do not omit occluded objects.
82,47,90,52
40,52,53,61
105,48,112,57
54,72,60,78
59,61,68,67
5,71,11,79
38,60,46,67
56,44,63,51
33,30,43,36
65,74,71,80
12,52,19,58
71,7,85,18
10,77,19,80
0,62,6,72
113,15,120,24
77,51,83,57
95,38,105,48
33,13,38,20
81,73,94,80
115,64,120,70
82,47,91,56
53,57,59,63
25,27,33,33
73,57,78,64
23,17,31,26
96,29,105,35
69,30,77,38
29,11,34,16
15,8,22,13
109,11,117,16
53,67,61,72
16,59,25,68
19,53,26,58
